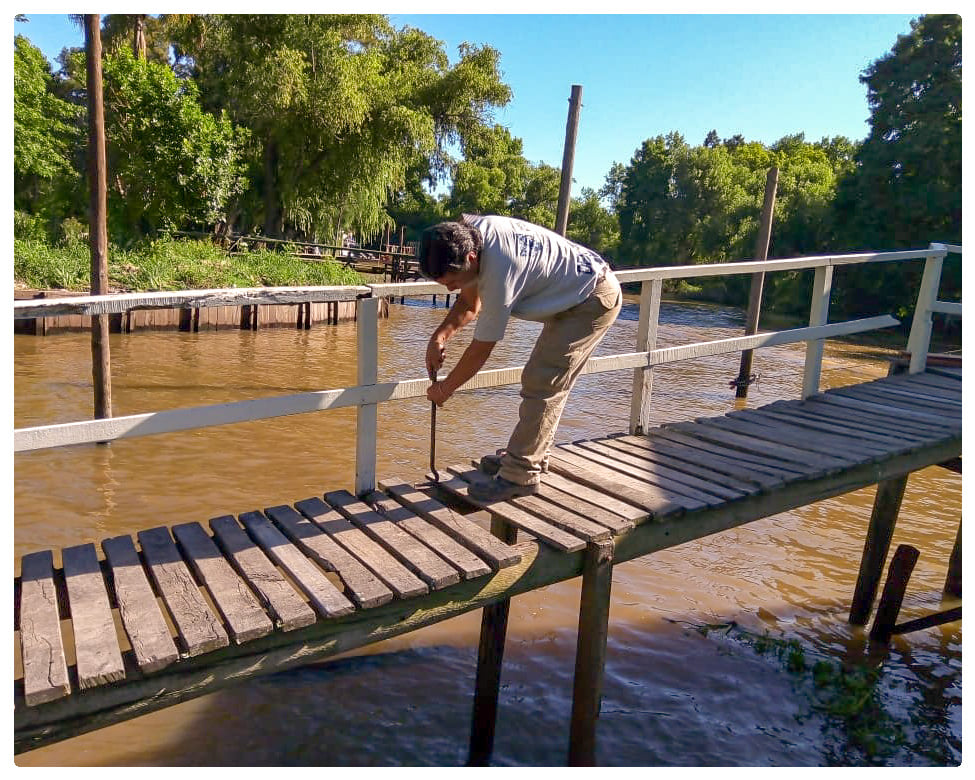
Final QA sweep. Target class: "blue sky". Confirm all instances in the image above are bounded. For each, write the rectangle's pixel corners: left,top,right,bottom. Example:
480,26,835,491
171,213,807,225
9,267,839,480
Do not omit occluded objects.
14,12,919,194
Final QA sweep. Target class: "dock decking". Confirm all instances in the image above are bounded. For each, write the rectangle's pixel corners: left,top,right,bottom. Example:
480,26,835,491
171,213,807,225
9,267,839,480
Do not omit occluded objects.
14,367,961,755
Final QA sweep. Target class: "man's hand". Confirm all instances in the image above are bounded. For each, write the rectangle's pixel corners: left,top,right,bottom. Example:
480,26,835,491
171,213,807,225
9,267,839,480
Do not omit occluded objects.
427,380,452,407
426,337,446,378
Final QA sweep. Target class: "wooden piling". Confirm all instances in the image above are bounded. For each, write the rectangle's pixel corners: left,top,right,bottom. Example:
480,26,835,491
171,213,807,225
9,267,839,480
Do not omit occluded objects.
869,544,920,644
944,522,961,597
555,85,583,237
734,167,778,399
849,475,908,625
467,518,518,766
84,15,112,421
568,538,614,766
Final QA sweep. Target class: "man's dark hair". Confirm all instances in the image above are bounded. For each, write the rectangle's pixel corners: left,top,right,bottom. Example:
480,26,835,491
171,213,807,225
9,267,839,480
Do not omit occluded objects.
418,220,483,279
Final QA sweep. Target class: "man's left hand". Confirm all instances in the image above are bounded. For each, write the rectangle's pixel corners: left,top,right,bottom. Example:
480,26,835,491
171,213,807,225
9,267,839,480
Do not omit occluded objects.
427,380,452,407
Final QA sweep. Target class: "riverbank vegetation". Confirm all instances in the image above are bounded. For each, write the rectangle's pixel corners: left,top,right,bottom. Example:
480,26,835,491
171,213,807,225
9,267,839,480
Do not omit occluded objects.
14,14,960,332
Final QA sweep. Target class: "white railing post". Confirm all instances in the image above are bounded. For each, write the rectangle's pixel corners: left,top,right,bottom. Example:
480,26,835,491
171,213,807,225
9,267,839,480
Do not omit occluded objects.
629,279,662,435
355,296,380,495
801,264,834,399
905,244,947,374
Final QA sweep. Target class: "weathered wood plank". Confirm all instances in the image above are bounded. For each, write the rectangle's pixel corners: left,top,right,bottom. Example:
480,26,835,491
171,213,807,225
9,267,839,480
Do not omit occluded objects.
705,412,890,459
448,466,612,542
548,449,686,517
325,490,461,590
238,511,355,618
614,434,786,491
865,378,962,405
264,504,393,609
101,535,179,673
379,479,522,569
791,397,948,438
365,491,492,580
559,443,726,507
527,480,637,534
750,405,925,447
293,497,429,599
19,550,71,706
439,468,587,552
539,471,649,524
171,522,274,643
837,381,962,412
646,428,806,477
575,439,749,500
666,420,844,473
137,527,229,656
61,544,126,689
604,436,765,494
812,392,959,428
209,515,316,630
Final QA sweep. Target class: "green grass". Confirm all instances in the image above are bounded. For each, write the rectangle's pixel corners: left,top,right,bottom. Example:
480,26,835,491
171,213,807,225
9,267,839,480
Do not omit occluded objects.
14,236,364,293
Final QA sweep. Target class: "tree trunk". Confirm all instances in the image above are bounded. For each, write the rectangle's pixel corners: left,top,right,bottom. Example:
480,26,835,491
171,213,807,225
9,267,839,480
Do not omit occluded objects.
263,137,282,237
133,15,146,60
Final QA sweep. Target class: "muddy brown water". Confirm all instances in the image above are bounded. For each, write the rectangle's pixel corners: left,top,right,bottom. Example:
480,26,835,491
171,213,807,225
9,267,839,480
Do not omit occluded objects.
13,295,961,766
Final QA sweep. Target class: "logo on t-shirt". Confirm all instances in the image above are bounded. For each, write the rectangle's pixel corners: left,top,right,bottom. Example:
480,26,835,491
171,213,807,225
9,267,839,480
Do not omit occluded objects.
576,250,602,276
515,233,543,262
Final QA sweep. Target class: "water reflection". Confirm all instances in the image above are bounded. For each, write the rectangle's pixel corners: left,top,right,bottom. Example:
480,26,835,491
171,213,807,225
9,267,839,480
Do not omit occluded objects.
13,296,961,766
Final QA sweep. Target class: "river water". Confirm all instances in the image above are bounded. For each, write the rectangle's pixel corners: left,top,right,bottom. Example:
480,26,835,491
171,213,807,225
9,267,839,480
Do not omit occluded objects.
13,295,961,766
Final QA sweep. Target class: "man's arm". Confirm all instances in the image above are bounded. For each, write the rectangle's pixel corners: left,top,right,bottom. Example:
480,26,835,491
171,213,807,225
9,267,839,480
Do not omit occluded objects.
426,284,481,376
427,338,495,406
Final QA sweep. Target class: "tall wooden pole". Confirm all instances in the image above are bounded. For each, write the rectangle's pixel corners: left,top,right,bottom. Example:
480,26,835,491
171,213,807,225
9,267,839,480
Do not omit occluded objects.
554,85,583,236
734,167,778,399
85,14,112,421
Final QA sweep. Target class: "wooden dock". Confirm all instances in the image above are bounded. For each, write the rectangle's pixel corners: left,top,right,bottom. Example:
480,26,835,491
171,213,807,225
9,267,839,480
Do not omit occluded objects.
14,367,961,760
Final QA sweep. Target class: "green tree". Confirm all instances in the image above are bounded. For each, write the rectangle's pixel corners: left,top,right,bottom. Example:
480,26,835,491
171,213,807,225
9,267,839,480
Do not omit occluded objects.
448,124,530,215
512,162,561,228
566,187,620,260
13,35,83,222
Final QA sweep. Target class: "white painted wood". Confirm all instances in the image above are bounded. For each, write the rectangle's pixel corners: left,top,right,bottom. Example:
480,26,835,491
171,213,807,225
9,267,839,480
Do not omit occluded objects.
367,281,449,297
944,244,962,254
13,285,369,319
13,315,900,452
629,279,662,435
906,250,946,373
355,297,380,496
930,300,962,316
802,265,834,399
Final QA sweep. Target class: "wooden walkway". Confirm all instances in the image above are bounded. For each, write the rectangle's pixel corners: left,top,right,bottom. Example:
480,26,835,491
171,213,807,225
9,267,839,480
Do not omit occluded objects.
14,368,961,756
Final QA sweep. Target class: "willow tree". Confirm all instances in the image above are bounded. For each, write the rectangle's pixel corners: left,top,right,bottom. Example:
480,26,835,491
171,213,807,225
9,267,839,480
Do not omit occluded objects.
168,14,511,241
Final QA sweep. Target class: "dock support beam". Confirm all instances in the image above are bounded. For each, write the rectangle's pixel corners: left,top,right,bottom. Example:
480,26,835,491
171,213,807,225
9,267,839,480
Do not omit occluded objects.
849,475,908,625
869,544,920,644
467,519,518,766
944,522,961,597
568,538,614,766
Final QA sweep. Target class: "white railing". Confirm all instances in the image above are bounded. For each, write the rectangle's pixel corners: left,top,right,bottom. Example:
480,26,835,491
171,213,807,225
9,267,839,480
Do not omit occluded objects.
14,244,958,496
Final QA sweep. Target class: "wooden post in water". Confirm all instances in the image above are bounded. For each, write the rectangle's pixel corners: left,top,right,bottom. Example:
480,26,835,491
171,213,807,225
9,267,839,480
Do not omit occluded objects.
944,522,961,597
568,538,614,766
734,167,778,399
467,518,518,766
85,15,112,421
849,475,908,625
554,85,583,237
869,544,920,644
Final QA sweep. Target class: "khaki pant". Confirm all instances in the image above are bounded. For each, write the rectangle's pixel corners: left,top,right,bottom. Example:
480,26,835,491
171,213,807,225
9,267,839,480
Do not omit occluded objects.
499,272,623,486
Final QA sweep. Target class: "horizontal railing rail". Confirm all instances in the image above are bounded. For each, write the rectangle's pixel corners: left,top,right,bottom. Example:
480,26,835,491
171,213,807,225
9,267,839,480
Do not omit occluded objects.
13,243,959,494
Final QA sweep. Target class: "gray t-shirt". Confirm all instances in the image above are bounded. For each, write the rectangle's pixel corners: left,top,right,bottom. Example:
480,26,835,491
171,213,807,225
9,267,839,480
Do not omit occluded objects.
467,214,609,342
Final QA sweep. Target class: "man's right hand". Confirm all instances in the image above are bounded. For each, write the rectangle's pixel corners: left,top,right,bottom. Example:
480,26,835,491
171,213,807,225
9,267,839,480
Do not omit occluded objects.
426,337,446,378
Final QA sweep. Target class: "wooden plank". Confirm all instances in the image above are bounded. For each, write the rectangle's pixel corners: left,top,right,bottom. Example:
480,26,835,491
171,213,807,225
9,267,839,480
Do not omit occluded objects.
238,510,355,618
646,427,806,478
61,544,126,688
539,471,648,524
324,490,461,589
264,504,393,609
574,439,749,500
924,365,962,380
842,384,962,415
839,379,962,409
19,550,71,706
666,420,846,472
756,404,926,446
209,515,316,630
526,478,637,533
439,468,587,552
604,436,765,495
884,372,962,397
706,412,890,459
171,522,274,643
548,449,687,517
790,397,948,439
558,443,725,508
614,434,785,491
365,491,492,580
447,467,612,542
293,497,428,599
733,408,913,454
812,391,959,428
378,479,522,569
868,378,962,405
101,535,179,673
137,527,229,657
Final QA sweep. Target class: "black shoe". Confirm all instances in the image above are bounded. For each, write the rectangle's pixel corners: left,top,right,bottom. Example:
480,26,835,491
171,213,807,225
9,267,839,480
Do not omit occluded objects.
468,476,539,502
479,453,502,475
